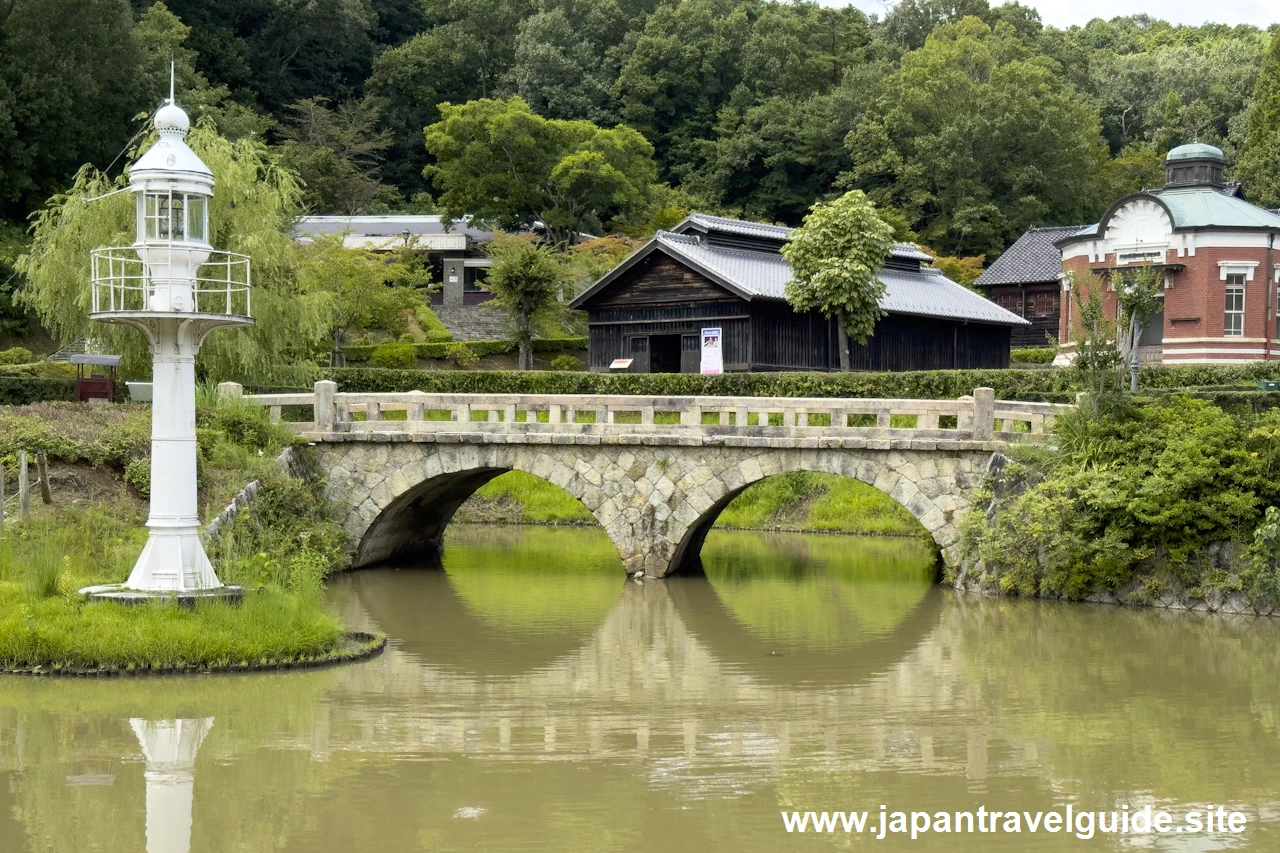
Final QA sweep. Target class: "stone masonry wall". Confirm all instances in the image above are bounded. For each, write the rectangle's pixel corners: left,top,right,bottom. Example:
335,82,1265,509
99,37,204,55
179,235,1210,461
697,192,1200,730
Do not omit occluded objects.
313,438,992,577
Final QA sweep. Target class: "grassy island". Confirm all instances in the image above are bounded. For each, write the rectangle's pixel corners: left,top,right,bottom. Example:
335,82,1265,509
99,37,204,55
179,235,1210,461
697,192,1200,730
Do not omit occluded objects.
0,394,351,672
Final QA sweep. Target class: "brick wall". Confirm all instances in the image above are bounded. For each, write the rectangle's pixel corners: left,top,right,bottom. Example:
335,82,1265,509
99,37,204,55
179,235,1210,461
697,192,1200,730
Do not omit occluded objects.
1059,244,1280,364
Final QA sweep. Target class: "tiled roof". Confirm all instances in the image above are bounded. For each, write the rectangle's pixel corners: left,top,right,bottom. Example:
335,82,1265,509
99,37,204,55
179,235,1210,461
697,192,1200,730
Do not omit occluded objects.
682,213,791,240
974,226,1081,287
676,213,935,263
652,232,1026,326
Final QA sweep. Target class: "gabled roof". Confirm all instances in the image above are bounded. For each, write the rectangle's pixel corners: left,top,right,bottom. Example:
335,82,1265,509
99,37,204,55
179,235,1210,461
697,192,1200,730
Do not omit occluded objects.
570,230,1027,326
974,226,1082,287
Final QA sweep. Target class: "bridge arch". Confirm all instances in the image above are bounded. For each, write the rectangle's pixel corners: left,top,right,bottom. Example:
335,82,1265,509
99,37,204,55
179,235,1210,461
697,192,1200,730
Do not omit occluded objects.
313,440,991,577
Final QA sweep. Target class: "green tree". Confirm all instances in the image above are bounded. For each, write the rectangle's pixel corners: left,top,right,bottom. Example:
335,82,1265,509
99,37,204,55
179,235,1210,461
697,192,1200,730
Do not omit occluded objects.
297,234,416,366
612,0,751,177
0,0,142,217
18,119,327,382
846,18,1108,256
365,0,532,196
508,1,628,123
424,96,657,246
780,190,894,371
278,97,394,213
1237,33,1280,208
484,234,565,370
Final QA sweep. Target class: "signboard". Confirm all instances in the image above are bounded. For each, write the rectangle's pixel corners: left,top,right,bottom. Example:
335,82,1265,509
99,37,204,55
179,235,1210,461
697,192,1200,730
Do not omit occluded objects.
700,328,723,375
609,358,633,371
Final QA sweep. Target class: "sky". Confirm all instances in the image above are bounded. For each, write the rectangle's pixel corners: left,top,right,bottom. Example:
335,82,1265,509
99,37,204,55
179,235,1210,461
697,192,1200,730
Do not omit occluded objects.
842,0,1278,29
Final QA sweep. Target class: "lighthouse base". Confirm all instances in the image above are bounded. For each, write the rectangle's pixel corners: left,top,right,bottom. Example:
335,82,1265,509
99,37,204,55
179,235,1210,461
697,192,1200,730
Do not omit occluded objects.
79,583,244,606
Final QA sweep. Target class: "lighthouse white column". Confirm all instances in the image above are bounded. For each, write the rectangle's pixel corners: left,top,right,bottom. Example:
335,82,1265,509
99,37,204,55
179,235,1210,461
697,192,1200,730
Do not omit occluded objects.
130,718,213,853
124,321,220,592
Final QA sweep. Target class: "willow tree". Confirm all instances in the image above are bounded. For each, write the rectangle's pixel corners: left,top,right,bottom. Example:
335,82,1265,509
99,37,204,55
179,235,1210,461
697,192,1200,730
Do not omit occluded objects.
18,119,327,383
781,190,894,371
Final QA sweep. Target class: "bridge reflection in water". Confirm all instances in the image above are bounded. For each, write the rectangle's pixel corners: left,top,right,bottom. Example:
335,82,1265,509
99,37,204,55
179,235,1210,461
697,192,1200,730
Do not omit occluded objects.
4,527,1280,852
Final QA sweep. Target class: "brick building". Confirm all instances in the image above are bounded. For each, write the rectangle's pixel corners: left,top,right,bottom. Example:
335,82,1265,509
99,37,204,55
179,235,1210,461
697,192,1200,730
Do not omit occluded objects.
1058,143,1280,365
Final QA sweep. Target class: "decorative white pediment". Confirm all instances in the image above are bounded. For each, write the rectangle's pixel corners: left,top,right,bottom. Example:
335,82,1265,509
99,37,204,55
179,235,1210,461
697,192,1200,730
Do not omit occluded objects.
1104,199,1172,252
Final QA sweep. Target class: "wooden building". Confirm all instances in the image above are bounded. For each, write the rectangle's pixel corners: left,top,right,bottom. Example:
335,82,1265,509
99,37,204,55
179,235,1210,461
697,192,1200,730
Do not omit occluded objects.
570,214,1027,372
973,225,1082,347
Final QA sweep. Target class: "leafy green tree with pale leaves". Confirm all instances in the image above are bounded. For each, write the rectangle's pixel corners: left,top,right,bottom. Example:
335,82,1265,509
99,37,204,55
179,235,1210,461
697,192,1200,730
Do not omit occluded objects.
780,190,894,371
484,234,566,370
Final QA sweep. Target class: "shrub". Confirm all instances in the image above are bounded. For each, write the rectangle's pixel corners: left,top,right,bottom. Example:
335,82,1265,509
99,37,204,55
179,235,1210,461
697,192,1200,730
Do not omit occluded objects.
0,360,76,378
445,342,479,369
413,303,453,343
1010,347,1055,364
369,342,418,370
550,354,583,371
124,456,151,498
0,346,33,365
0,378,78,404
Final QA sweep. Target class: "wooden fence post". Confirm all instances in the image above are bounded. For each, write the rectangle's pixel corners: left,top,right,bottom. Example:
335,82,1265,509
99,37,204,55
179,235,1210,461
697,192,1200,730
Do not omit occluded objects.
18,451,30,520
37,451,52,504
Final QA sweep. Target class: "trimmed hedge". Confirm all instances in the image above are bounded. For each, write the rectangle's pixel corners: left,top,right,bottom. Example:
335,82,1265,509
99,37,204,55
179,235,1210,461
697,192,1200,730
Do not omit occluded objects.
1010,347,1056,364
245,361,1280,403
341,337,587,363
301,366,1076,401
0,377,78,404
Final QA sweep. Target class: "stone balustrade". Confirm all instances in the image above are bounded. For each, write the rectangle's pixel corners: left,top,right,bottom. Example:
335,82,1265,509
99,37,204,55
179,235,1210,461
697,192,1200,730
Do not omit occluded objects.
232,381,1068,448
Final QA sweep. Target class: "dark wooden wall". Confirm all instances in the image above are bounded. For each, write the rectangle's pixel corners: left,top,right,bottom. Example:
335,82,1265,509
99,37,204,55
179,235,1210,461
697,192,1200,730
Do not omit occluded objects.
983,282,1060,347
582,254,751,371
749,303,835,370
846,315,1011,370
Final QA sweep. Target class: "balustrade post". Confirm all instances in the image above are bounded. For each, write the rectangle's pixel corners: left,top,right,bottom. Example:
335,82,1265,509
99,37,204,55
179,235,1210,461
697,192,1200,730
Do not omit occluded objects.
407,393,426,422
216,381,243,399
314,380,338,432
876,410,891,429
366,401,382,422
454,403,471,423
972,387,995,440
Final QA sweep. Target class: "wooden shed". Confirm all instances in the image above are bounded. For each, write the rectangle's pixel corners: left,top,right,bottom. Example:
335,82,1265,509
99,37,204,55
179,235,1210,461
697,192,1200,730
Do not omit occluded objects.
569,214,1027,373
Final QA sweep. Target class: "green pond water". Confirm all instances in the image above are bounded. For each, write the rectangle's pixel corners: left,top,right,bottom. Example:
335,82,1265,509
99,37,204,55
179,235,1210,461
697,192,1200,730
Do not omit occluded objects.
2,525,1280,851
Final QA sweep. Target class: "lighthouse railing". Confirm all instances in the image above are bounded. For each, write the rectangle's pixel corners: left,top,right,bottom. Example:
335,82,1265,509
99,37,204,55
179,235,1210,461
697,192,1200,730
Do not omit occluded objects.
90,246,252,318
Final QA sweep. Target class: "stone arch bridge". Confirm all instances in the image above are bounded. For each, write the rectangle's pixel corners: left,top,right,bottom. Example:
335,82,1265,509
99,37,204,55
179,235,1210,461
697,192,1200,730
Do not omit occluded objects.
237,382,1066,577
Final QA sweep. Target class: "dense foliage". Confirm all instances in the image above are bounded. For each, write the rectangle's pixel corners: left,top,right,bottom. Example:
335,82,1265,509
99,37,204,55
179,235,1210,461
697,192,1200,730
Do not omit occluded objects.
960,396,1280,607
3,0,1277,263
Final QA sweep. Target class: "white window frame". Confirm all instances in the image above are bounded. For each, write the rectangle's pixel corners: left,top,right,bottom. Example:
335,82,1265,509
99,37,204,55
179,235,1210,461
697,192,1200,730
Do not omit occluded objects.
1219,260,1259,282
1224,273,1245,337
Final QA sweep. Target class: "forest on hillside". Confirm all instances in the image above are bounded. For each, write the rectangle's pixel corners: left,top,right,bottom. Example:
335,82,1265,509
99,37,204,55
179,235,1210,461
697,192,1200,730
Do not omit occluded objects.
2,0,1280,302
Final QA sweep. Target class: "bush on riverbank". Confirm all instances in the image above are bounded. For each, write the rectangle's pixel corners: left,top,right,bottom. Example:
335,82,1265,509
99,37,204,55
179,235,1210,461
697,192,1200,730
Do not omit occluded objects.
454,470,925,538
957,395,1280,609
0,396,348,670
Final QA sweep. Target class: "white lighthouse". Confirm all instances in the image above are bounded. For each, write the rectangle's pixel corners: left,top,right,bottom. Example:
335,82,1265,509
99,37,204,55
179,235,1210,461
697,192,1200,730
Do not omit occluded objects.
82,81,251,602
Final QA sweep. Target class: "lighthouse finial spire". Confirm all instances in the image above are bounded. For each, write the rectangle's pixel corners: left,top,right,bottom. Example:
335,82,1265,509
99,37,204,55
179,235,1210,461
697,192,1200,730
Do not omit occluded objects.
168,59,175,105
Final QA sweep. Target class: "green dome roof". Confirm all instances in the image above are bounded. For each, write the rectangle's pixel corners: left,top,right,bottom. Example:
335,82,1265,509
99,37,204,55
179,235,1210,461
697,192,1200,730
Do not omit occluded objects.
1167,143,1225,162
